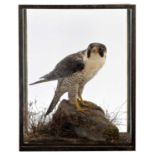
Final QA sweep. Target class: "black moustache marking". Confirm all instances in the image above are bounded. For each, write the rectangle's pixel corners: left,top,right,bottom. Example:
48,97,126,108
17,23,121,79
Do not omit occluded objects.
87,48,91,58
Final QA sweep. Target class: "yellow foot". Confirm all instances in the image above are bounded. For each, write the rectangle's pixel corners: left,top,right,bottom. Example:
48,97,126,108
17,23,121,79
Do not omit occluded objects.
77,99,96,109
75,99,87,112
77,96,86,105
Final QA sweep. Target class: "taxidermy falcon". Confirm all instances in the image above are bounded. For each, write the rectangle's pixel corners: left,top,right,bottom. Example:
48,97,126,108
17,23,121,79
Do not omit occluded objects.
30,43,107,116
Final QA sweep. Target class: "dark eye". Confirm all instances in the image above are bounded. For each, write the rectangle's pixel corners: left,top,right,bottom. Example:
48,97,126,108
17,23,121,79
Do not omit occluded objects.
98,47,104,57
99,47,103,52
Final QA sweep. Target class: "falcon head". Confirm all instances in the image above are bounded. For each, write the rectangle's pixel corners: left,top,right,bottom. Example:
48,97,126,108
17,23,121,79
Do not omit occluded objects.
87,43,107,58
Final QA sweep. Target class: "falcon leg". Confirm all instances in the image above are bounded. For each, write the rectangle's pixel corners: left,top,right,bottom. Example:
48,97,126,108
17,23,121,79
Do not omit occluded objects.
78,94,95,109
75,99,86,112
78,94,85,105
68,86,86,112
78,86,86,105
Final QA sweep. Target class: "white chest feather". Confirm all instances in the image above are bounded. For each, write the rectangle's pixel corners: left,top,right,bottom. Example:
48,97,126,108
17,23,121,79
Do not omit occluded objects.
83,54,106,80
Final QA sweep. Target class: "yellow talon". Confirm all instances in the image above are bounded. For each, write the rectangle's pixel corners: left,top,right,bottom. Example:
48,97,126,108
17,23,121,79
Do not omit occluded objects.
78,95,88,106
75,99,86,112
79,95,84,102
78,98,96,109
78,95,86,105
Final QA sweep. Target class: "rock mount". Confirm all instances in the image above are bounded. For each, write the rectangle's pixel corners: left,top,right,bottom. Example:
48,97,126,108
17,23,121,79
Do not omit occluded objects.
49,99,119,142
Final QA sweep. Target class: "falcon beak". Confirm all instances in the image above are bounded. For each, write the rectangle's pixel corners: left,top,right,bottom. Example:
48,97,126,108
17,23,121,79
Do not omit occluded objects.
92,47,98,53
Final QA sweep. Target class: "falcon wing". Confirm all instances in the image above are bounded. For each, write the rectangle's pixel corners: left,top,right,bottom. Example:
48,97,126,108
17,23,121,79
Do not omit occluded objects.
40,51,85,81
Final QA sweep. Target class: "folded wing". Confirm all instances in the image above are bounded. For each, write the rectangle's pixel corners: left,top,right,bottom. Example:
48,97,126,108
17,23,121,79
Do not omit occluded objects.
30,52,85,85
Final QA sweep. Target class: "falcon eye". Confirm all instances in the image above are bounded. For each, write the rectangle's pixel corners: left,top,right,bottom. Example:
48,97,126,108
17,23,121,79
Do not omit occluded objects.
98,47,104,57
99,47,103,52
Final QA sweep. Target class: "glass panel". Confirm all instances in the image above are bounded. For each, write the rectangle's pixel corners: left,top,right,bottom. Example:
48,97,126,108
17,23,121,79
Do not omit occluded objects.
27,9,127,135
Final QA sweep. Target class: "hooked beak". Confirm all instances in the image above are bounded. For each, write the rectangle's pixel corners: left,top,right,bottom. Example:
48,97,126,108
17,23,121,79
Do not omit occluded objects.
92,47,98,53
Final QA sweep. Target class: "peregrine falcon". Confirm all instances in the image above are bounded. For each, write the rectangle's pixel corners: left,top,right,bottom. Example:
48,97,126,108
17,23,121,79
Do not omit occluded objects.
30,43,107,116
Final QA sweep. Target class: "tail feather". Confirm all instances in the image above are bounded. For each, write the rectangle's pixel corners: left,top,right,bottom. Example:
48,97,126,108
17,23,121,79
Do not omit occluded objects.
45,93,61,116
29,79,48,85
45,100,58,116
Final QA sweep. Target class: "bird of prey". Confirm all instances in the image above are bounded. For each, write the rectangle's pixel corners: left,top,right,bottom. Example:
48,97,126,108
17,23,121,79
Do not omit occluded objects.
30,43,107,116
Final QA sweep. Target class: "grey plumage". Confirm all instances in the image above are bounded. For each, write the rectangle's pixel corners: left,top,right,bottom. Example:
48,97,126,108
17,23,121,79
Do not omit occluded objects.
30,43,107,116
30,51,85,85
41,51,85,80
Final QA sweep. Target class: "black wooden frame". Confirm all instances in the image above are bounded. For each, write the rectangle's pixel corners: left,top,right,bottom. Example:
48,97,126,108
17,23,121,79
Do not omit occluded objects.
19,4,136,151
